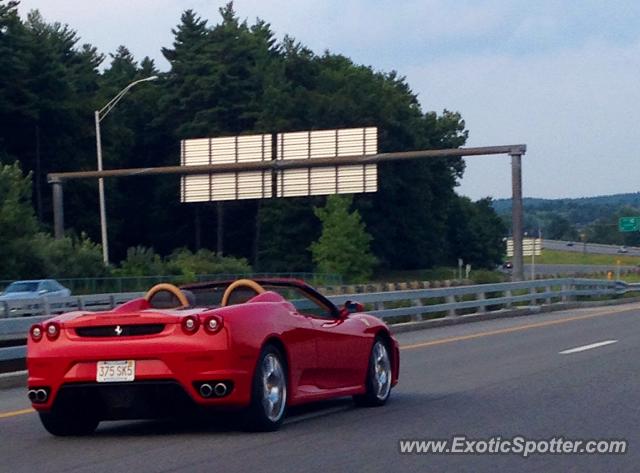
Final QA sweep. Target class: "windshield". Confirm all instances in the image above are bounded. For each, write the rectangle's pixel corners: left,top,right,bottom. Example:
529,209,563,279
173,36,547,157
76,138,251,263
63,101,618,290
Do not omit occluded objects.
4,282,39,293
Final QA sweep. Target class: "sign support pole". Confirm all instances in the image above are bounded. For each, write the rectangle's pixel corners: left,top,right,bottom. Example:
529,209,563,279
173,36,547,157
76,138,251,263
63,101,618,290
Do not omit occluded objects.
510,151,524,281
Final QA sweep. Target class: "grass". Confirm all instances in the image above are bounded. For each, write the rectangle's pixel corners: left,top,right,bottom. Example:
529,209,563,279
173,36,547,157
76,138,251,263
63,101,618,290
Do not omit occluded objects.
535,249,640,266
618,272,640,283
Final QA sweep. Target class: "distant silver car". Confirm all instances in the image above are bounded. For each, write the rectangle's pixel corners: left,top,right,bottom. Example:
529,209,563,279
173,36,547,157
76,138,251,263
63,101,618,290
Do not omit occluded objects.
618,246,629,254
0,279,71,301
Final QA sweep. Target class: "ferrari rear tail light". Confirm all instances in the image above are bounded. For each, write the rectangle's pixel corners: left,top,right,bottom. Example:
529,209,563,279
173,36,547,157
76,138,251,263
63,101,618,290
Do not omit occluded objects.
30,324,43,342
181,315,200,334
45,322,60,341
203,315,224,334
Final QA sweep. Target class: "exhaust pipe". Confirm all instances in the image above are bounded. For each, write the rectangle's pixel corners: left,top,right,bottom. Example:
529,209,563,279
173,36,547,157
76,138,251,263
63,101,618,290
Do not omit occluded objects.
35,389,48,403
199,383,213,398
213,382,228,397
27,390,37,402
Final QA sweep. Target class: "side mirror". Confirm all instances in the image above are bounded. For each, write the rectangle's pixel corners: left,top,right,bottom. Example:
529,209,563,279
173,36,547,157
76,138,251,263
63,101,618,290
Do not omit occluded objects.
38,289,47,295
341,300,364,316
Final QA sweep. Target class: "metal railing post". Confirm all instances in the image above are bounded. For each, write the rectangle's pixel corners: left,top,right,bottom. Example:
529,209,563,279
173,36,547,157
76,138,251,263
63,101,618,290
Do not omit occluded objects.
530,286,537,305
446,296,457,317
477,292,486,314
505,290,513,308
411,298,423,321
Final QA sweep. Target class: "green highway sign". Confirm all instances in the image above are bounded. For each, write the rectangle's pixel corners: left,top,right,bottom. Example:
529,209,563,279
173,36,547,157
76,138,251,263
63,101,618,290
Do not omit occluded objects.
618,216,640,232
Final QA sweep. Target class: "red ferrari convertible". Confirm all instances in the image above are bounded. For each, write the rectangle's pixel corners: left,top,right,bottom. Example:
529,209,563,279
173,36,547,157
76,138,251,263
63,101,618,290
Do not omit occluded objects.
27,278,399,434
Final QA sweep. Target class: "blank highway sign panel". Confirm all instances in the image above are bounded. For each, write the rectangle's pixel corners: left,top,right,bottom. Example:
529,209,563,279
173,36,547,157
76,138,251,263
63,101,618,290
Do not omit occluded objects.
277,127,377,197
180,134,273,202
180,127,378,202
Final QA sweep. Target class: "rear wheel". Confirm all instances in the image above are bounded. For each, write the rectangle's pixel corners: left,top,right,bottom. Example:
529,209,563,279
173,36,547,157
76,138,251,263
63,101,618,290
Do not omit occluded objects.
244,344,288,431
39,408,99,436
354,337,392,407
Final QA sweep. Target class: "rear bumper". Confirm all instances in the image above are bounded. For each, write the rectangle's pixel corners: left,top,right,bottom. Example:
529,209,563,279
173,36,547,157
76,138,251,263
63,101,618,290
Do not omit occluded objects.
46,380,246,420
29,360,253,414
27,331,255,413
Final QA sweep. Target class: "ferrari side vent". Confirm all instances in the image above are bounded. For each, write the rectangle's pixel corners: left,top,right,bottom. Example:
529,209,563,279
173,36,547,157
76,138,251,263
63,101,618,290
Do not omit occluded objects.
75,324,165,338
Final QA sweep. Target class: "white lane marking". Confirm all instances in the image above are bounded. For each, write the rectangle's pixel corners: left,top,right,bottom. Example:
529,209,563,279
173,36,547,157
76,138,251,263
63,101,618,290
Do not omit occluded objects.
559,340,618,355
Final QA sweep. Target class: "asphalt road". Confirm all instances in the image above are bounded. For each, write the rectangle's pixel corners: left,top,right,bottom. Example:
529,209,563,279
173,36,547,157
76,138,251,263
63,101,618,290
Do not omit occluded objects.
544,239,640,256
3,304,640,472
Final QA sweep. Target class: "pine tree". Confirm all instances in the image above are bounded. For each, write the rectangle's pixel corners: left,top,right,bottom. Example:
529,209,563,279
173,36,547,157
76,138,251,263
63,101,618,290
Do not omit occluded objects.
0,1,36,161
310,195,377,282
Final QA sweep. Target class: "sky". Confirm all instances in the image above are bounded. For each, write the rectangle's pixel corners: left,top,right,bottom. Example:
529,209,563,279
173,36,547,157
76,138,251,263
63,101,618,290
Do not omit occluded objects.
15,0,640,200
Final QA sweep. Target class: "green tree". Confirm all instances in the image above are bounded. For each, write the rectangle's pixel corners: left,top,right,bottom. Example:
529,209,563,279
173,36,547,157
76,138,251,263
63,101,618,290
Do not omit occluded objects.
545,214,578,241
0,162,108,279
159,4,287,261
165,248,251,281
0,163,42,279
447,197,506,269
97,47,173,259
310,195,377,282
256,198,322,272
255,45,469,272
33,233,108,278
0,4,491,277
114,246,166,277
21,11,102,227
0,1,35,165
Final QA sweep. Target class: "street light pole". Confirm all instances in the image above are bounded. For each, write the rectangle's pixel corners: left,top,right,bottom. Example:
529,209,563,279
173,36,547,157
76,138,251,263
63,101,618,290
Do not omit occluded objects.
95,75,158,265
95,110,108,265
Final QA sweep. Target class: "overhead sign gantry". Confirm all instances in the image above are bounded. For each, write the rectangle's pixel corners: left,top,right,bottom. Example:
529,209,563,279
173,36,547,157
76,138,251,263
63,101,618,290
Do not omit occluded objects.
47,127,527,280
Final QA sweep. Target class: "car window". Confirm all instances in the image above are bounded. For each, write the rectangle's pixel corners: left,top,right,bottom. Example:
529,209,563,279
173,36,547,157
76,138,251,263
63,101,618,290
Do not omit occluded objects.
262,285,334,319
5,282,39,293
50,280,63,291
46,281,61,292
190,286,225,307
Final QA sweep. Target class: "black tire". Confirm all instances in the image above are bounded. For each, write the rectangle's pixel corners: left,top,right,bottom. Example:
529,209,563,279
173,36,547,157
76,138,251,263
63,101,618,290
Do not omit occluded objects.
39,409,99,436
353,337,393,407
244,344,288,432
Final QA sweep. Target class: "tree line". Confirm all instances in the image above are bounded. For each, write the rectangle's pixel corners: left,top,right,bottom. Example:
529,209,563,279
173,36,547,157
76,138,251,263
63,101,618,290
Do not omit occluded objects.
0,1,506,282
495,195,640,246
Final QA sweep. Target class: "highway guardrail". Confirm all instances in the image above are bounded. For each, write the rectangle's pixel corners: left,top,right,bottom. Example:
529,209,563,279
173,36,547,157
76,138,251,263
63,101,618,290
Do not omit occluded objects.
1,278,637,363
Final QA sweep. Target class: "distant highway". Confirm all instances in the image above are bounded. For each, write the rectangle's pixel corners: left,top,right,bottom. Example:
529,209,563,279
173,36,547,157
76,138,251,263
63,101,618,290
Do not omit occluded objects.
544,239,640,257
1,304,639,472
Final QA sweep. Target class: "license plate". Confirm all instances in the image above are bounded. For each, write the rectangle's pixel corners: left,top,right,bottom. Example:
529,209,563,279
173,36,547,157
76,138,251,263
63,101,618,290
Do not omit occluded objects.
96,360,135,383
